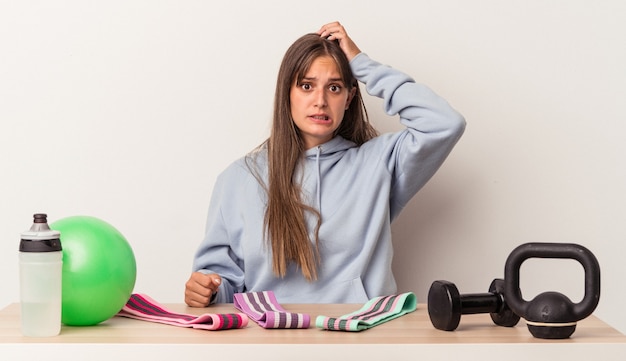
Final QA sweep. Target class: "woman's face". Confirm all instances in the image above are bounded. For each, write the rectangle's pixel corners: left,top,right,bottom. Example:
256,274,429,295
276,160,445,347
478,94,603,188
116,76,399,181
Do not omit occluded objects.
290,55,355,150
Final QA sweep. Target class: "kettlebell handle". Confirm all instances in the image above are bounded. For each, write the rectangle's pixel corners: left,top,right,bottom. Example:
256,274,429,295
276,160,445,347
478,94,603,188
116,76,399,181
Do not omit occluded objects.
504,242,601,321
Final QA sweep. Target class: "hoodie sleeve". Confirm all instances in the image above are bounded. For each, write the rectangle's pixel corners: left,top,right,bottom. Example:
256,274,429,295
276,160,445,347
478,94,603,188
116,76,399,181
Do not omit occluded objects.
350,53,466,218
192,165,246,304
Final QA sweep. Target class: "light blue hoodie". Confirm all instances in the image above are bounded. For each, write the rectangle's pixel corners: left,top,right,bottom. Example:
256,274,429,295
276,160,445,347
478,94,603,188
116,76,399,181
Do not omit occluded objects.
192,53,466,304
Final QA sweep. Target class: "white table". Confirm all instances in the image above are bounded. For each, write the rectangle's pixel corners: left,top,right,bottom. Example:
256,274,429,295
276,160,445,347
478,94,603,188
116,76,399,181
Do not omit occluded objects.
1,302,625,360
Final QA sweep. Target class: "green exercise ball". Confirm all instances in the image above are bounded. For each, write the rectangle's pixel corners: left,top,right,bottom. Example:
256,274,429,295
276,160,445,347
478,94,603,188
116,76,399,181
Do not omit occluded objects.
50,216,136,326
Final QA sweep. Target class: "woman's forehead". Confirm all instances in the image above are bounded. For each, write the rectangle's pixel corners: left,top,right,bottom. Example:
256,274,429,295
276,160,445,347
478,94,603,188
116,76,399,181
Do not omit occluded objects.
297,55,344,81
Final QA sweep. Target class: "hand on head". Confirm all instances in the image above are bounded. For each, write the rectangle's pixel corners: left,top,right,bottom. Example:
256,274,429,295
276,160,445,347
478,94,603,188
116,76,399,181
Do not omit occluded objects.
317,21,361,61
185,272,221,307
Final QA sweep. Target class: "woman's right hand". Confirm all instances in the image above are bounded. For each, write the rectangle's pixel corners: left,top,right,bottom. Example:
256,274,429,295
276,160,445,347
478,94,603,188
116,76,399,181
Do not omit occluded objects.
317,21,362,61
184,271,222,307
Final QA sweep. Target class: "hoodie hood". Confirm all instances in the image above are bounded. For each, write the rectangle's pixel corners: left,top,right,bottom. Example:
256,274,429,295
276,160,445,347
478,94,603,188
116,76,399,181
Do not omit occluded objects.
303,136,357,159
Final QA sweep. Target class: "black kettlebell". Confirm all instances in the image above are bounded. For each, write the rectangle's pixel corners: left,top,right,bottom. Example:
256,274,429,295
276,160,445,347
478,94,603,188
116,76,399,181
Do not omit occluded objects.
504,242,601,339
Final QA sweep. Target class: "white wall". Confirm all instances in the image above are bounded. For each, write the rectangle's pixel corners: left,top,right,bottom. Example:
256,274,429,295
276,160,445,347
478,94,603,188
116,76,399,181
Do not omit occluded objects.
2,1,624,334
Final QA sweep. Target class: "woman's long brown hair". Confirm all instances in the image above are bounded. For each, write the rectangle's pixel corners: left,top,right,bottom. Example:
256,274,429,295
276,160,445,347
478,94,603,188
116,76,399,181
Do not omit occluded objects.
249,33,377,281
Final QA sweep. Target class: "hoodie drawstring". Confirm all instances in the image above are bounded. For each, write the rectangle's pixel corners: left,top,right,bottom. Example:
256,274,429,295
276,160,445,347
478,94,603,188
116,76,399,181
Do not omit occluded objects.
315,145,322,210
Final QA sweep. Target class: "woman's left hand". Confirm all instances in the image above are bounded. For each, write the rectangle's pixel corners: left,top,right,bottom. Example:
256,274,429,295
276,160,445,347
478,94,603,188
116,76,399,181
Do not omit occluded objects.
317,21,361,61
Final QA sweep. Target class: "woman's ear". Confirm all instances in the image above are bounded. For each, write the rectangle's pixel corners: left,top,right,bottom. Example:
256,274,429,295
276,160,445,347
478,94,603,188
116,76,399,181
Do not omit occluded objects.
346,87,357,110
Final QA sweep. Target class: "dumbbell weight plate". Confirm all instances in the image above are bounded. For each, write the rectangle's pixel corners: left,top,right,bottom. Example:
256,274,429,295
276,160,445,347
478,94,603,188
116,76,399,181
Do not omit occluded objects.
428,280,462,331
488,279,520,327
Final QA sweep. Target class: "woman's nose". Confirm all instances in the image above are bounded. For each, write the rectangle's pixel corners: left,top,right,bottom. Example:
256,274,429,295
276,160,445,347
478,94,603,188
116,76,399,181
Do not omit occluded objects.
314,88,327,107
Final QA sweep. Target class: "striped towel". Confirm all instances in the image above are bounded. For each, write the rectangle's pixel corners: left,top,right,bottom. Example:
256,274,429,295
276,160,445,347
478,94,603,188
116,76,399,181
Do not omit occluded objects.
117,293,248,330
315,292,417,331
233,291,310,329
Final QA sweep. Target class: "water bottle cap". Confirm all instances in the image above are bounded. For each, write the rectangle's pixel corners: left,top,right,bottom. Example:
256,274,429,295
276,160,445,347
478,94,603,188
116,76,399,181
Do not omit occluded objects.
19,213,62,252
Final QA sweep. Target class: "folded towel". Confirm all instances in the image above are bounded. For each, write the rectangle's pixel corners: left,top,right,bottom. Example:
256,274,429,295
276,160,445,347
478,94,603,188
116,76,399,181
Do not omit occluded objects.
315,292,417,331
117,293,248,330
233,291,310,329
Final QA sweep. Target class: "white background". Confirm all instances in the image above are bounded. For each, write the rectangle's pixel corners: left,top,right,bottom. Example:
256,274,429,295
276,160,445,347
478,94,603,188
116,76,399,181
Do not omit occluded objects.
1,1,624,334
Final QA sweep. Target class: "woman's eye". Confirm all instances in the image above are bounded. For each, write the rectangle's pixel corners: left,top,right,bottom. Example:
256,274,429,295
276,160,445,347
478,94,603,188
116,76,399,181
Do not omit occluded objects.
329,84,342,92
301,83,312,91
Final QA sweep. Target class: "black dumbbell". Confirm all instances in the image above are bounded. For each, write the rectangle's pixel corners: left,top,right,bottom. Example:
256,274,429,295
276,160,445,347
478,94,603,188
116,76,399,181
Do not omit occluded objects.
427,279,520,331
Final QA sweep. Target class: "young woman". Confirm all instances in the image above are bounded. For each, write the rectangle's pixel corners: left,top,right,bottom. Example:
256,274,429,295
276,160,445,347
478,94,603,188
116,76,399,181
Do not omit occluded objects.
184,22,465,307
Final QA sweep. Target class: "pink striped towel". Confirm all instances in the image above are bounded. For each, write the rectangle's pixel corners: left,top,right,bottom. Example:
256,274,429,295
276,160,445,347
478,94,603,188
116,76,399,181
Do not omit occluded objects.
233,291,310,329
117,293,248,330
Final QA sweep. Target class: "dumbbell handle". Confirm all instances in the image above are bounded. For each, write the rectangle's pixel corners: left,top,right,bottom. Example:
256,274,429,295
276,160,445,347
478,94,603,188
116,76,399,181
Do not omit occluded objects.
460,293,503,315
